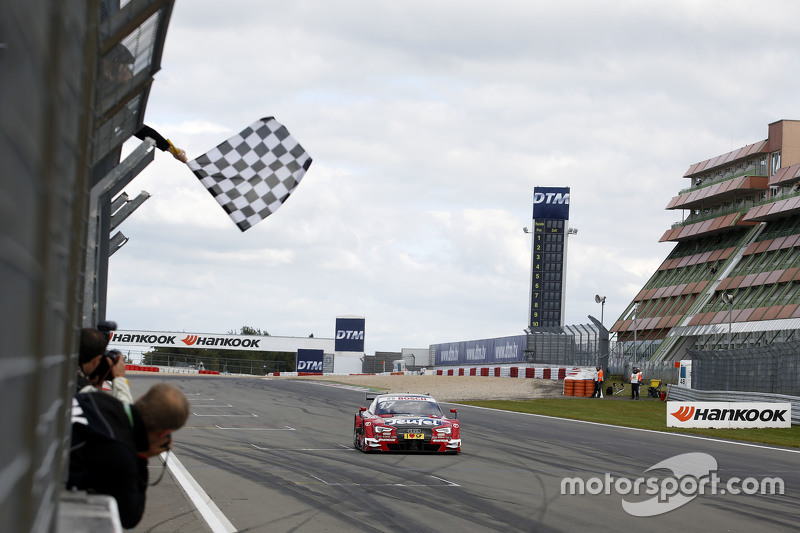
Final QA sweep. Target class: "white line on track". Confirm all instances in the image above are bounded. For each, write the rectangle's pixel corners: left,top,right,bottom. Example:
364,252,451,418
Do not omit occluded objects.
191,412,258,417
215,425,295,431
296,474,461,487
162,451,237,533
457,404,800,454
250,443,348,451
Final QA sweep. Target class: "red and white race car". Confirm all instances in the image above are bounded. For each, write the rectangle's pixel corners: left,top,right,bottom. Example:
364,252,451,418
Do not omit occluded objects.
353,393,461,453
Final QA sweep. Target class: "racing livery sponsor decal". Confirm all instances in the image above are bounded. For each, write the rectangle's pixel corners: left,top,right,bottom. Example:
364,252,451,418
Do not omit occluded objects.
382,396,436,402
667,402,791,429
384,418,444,426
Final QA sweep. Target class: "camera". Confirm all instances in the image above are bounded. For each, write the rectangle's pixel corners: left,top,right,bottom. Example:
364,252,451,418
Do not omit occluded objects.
97,320,117,342
89,349,122,382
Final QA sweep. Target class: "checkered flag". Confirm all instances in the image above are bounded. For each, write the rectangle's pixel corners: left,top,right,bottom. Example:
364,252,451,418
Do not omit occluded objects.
187,117,313,231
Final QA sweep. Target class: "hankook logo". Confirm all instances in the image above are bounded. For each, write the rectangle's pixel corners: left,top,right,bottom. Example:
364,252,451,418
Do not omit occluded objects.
670,406,695,422
180,335,261,348
667,402,791,429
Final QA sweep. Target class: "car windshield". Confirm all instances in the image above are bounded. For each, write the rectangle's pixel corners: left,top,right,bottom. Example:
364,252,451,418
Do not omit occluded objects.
374,399,443,417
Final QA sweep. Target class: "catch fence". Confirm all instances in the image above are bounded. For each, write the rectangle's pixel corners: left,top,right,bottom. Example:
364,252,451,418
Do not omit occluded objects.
687,340,800,396
143,353,289,375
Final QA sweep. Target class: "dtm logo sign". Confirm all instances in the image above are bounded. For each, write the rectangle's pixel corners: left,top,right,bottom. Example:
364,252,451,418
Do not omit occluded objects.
336,330,364,340
297,349,323,373
297,360,322,371
533,191,570,205
335,317,365,352
532,186,570,221
667,402,791,429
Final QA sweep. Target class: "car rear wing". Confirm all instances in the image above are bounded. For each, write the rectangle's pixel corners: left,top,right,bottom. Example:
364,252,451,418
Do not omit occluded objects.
366,392,378,402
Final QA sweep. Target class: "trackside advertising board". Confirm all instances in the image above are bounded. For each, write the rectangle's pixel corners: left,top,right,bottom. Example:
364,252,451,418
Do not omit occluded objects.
667,402,791,429
335,317,365,352
297,349,323,373
433,335,526,366
108,330,333,353
532,186,570,220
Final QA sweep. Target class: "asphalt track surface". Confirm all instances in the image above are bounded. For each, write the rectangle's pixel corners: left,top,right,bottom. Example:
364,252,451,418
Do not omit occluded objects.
129,375,799,533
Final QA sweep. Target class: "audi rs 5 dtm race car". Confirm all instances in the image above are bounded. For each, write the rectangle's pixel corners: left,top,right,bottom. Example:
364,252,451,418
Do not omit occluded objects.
353,393,461,453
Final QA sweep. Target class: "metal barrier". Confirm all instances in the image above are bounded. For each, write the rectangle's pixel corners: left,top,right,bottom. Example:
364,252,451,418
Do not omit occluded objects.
666,385,800,425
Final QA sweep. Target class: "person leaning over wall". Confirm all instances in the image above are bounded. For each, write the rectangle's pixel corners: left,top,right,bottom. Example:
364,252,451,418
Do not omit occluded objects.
67,383,191,528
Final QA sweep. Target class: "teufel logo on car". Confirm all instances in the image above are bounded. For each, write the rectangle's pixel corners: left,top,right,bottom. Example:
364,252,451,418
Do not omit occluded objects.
384,418,444,426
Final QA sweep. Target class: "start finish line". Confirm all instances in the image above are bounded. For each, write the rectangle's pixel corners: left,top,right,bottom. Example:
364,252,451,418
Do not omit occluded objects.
109,330,335,353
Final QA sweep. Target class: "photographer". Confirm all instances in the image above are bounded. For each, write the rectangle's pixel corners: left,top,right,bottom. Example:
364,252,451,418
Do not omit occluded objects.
68,383,191,528
78,325,132,404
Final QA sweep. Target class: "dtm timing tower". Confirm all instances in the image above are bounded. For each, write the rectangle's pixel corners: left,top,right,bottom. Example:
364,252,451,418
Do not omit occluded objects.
527,186,571,330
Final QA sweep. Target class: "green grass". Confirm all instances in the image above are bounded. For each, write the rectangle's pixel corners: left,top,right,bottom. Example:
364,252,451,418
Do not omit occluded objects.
459,397,800,449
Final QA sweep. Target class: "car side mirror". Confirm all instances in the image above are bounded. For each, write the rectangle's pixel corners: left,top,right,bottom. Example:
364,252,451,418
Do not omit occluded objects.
360,407,367,412
450,408,458,417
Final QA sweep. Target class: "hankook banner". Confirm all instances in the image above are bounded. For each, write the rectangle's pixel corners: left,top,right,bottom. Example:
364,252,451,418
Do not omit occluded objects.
667,401,791,429
108,330,333,353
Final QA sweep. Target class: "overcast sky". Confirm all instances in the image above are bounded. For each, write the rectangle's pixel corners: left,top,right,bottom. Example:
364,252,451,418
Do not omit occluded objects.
107,0,800,355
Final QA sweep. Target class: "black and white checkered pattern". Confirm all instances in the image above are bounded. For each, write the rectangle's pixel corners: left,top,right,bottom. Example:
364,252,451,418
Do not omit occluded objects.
188,117,313,231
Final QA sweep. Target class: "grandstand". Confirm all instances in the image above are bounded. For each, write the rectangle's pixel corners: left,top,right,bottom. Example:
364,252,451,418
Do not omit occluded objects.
612,119,800,362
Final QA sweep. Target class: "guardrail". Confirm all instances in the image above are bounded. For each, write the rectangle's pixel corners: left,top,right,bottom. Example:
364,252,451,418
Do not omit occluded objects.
667,385,800,425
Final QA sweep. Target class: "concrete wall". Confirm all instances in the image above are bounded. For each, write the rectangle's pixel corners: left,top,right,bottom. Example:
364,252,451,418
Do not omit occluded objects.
0,1,97,531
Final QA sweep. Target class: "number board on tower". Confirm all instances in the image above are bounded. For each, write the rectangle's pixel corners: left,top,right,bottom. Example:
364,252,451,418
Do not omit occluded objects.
529,219,565,328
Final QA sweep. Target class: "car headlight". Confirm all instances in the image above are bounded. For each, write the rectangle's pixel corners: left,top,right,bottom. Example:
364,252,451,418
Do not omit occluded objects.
434,427,451,435
374,425,394,434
